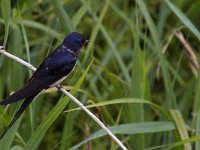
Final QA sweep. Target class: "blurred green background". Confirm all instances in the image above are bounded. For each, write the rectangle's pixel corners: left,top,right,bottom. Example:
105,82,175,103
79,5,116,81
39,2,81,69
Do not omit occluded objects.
0,0,200,149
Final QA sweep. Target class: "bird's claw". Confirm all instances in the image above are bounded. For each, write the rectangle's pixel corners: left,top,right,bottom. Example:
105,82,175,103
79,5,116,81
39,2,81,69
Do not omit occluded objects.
55,84,62,90
0,46,5,50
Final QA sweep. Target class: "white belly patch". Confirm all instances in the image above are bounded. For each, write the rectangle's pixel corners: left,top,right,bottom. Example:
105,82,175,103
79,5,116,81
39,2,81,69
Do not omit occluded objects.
50,63,77,87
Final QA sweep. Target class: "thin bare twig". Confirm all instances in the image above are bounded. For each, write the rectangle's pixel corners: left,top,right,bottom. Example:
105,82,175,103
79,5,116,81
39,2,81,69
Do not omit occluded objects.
0,47,127,150
174,31,199,77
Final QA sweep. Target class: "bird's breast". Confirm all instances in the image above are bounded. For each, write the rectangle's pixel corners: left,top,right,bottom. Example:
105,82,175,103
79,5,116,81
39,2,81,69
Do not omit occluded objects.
50,62,77,87
50,76,67,87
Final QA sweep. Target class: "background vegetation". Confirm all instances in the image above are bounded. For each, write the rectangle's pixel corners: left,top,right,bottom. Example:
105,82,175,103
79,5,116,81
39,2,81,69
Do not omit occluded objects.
0,0,200,149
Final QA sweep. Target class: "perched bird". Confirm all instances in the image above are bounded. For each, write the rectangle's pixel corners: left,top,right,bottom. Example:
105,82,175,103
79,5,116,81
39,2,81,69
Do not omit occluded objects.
0,32,88,138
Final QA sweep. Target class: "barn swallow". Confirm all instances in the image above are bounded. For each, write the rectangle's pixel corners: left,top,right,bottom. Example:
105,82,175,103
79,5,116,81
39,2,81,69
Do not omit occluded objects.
0,32,89,138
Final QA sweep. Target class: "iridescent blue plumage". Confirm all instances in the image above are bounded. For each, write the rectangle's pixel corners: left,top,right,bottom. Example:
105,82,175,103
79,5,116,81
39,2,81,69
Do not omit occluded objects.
0,32,88,138
63,32,86,52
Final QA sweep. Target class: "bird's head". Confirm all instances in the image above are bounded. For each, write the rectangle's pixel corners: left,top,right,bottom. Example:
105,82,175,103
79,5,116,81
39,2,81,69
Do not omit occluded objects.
63,32,89,52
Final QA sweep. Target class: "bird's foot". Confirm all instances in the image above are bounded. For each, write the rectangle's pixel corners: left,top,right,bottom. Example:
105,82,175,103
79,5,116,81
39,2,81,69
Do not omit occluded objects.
0,46,5,50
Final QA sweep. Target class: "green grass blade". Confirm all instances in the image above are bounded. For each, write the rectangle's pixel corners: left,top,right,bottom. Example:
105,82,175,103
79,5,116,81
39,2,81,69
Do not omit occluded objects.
128,16,145,148
99,25,131,82
164,136,200,150
164,0,200,40
1,0,11,46
83,1,131,82
83,0,110,62
50,0,74,32
10,145,24,150
0,0,11,26
72,3,88,28
0,117,22,150
64,98,168,117
60,105,77,150
193,75,200,149
70,122,175,150
170,109,192,150
109,2,133,27
136,0,176,108
17,5,34,137
20,20,61,39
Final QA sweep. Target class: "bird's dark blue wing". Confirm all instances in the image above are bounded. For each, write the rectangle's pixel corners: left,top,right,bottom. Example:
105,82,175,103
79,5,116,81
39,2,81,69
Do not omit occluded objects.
0,45,77,105
34,45,77,78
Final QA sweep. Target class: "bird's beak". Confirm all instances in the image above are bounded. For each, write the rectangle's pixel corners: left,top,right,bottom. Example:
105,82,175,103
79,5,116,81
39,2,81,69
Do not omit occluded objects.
84,39,89,47
85,39,89,44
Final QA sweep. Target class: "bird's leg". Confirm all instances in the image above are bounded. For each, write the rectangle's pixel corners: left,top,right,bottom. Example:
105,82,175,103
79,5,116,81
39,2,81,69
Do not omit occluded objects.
55,85,71,94
55,84,62,89
0,46,5,52
55,84,63,94
0,46,5,50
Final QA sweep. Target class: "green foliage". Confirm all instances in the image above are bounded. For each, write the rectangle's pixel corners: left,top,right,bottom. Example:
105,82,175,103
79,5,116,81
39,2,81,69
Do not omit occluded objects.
0,0,199,149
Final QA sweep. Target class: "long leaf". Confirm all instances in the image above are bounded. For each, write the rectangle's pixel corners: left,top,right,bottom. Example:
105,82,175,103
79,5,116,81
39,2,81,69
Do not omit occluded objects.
70,122,175,150
50,0,74,32
165,0,200,40
1,0,11,46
